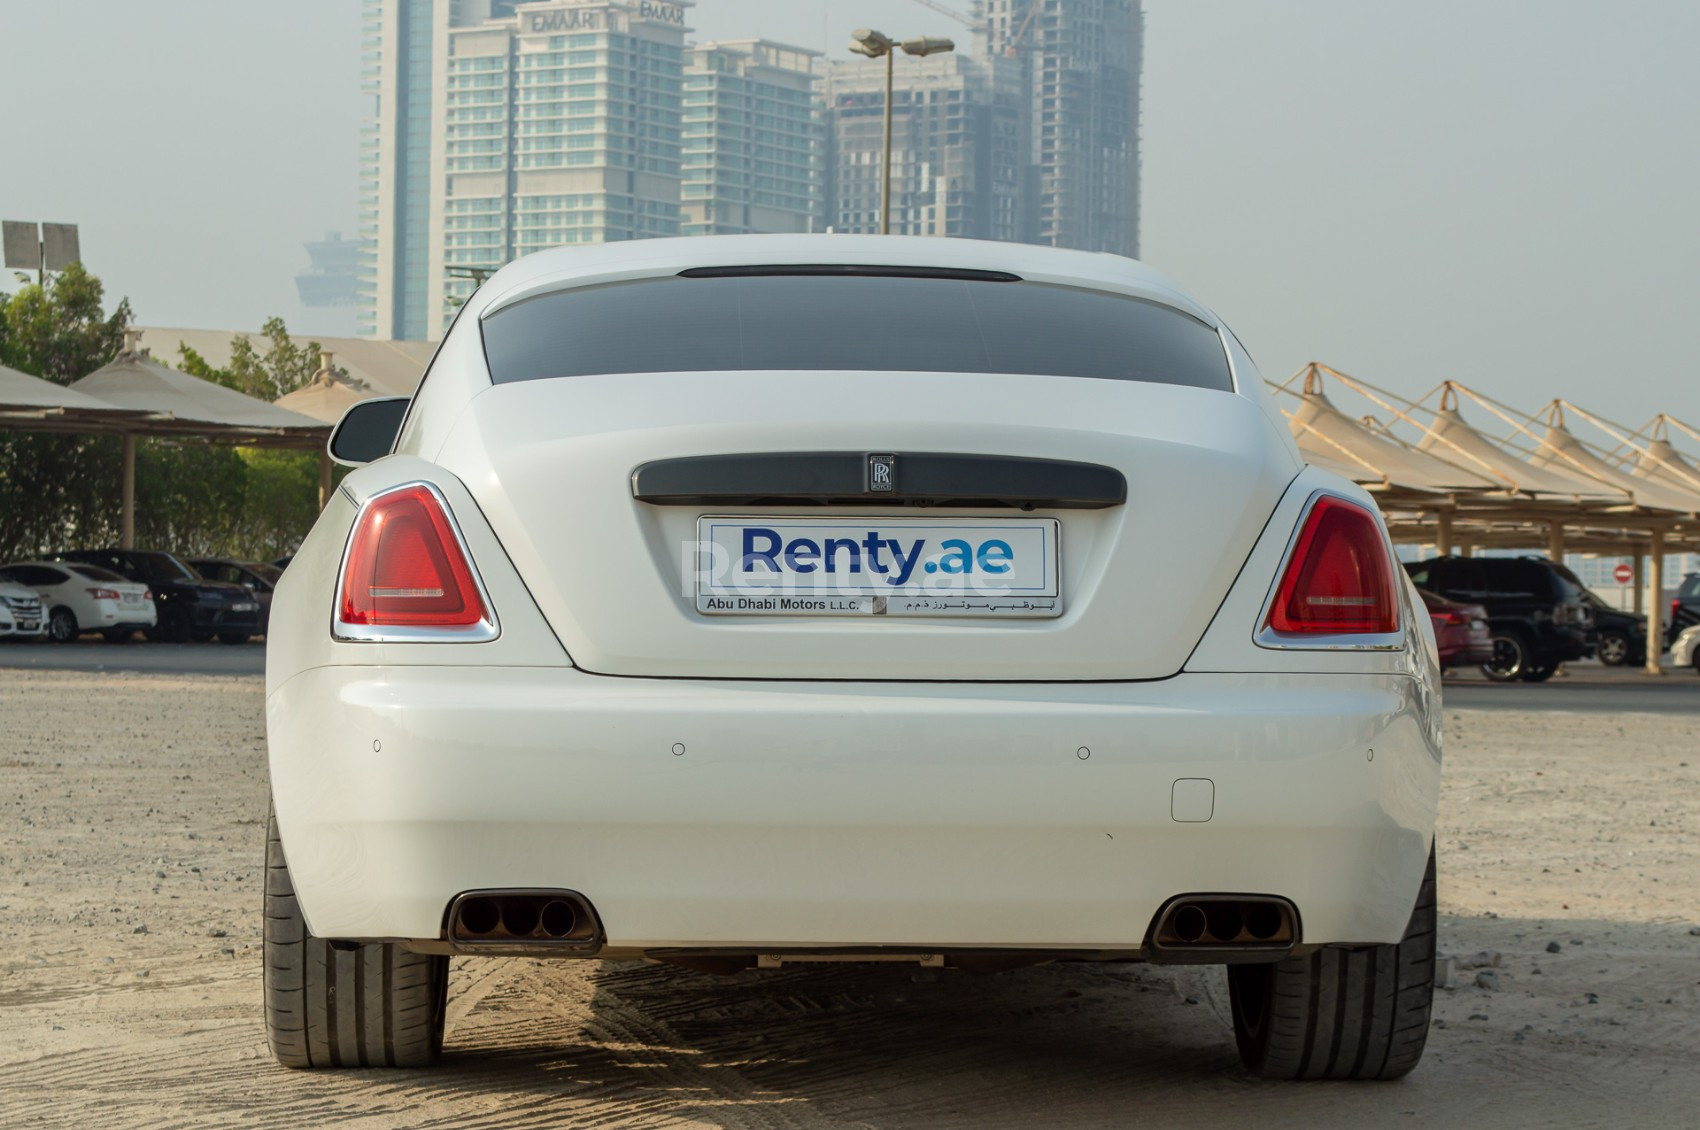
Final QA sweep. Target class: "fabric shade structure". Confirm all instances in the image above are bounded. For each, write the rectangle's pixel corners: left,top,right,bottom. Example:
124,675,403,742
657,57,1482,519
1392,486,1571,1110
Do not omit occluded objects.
1414,388,1627,504
1529,407,1700,517
69,349,330,445
272,355,384,425
1284,379,1503,495
1631,433,1700,497
56,338,332,548
274,353,387,507
0,361,155,432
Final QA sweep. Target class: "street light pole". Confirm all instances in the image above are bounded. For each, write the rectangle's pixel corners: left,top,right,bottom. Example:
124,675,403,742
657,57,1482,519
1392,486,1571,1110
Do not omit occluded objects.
882,48,895,234
849,29,954,238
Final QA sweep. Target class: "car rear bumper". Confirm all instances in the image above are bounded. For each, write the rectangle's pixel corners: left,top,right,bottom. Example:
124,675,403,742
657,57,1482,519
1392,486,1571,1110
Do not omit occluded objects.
268,667,1441,952
191,604,259,632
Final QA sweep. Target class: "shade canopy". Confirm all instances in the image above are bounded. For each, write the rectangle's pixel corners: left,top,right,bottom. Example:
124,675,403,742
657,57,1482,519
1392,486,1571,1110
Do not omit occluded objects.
137,326,434,398
1416,404,1627,503
273,367,383,426
0,361,154,431
68,349,329,447
1530,420,1700,516
1287,386,1502,493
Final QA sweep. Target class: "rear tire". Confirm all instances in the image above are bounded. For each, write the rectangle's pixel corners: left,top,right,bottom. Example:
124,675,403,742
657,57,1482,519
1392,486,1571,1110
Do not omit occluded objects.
103,629,133,643
218,632,251,645
1228,847,1436,1080
1596,631,1629,666
1482,629,1532,682
264,805,448,1068
1519,662,1557,683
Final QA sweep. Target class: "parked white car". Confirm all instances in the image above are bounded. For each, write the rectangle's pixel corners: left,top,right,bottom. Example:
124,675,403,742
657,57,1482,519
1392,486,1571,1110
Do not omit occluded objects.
1671,623,1700,672
0,579,48,639
0,560,157,642
265,235,1443,1079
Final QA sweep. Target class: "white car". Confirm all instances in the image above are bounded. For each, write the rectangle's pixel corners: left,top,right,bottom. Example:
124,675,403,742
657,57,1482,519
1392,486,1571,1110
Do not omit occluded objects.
0,579,48,639
265,235,1443,1079
1671,623,1700,672
0,561,156,642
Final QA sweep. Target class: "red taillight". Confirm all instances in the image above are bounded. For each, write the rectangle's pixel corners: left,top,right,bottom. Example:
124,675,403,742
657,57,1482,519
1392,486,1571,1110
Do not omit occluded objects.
86,587,121,600
1672,599,1681,618
1434,609,1468,626
337,484,488,631
1267,495,1399,635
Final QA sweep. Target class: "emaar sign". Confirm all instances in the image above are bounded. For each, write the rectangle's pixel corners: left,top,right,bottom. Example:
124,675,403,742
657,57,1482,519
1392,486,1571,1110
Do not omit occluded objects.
526,2,684,33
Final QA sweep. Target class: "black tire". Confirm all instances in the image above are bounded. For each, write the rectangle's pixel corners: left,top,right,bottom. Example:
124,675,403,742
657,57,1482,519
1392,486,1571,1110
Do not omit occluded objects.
48,607,79,643
264,805,448,1068
218,632,251,645
102,628,133,643
1481,629,1532,682
1595,631,1629,667
1229,847,1435,1081
1519,662,1557,683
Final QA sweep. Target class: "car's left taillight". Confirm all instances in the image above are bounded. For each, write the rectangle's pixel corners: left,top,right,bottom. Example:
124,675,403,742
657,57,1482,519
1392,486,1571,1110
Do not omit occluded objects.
1261,493,1400,644
333,482,498,642
86,587,121,601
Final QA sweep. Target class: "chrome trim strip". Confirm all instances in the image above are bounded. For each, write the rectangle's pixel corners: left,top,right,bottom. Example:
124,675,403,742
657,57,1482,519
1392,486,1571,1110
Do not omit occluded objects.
330,479,501,644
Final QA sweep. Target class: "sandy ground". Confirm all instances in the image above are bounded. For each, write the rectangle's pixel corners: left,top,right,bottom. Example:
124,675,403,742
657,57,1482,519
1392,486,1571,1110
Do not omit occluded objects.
1,672,1697,1129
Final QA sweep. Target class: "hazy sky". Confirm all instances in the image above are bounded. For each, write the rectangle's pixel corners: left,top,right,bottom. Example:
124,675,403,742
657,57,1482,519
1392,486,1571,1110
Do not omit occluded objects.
2,1,1696,426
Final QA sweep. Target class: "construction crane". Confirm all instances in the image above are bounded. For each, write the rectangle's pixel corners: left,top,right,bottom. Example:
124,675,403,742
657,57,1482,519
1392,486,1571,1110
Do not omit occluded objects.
906,0,984,30
905,0,1038,57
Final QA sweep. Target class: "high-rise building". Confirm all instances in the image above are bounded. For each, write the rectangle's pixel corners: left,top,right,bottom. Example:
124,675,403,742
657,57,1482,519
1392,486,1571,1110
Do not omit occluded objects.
360,0,695,339
981,0,1142,257
821,52,1026,241
682,41,822,237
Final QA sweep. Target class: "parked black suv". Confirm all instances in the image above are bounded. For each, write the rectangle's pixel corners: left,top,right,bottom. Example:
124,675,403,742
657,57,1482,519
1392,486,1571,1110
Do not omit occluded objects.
1583,595,1648,667
1668,573,1700,648
1403,555,1594,682
55,550,261,644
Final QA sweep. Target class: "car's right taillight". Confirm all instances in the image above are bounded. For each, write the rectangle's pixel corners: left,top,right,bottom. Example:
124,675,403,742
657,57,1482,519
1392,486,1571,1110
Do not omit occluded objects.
1262,494,1400,642
333,482,497,642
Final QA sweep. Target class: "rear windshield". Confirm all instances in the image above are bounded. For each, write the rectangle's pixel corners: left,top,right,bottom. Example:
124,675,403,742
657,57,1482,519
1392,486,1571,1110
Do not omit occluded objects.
68,564,125,582
132,554,195,584
481,272,1232,390
1679,575,1700,600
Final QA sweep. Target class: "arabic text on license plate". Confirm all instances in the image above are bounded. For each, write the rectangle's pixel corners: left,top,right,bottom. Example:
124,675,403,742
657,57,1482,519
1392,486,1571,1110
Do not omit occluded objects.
696,516,1061,618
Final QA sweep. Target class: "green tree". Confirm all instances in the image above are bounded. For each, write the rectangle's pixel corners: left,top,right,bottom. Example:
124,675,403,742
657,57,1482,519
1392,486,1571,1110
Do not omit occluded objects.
0,266,131,558
1,266,329,562
0,262,130,381
177,316,334,401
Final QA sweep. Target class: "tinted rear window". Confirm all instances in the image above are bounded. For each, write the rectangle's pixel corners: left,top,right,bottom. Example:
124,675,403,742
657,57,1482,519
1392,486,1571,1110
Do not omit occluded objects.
68,564,125,582
481,273,1231,390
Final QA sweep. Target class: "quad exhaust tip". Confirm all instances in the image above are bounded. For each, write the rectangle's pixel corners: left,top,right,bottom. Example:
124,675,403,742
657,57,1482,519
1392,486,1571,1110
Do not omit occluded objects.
446,889,602,951
1150,895,1298,954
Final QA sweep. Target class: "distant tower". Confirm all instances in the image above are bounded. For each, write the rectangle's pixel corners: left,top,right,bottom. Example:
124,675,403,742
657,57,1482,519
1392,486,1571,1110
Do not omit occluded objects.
682,41,823,236
821,50,1026,240
294,233,360,308
359,0,697,339
979,0,1142,256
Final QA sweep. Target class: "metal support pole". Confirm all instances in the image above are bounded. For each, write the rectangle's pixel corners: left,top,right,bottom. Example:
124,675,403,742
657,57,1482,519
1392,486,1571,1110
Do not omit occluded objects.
318,451,334,511
120,434,136,549
1644,530,1664,675
1632,552,1644,615
1435,511,1453,557
1547,520,1564,563
880,49,894,235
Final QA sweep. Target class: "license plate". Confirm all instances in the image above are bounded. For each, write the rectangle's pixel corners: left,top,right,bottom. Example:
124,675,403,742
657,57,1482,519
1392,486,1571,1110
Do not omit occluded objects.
695,516,1061,617
19,620,38,630
232,602,258,612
